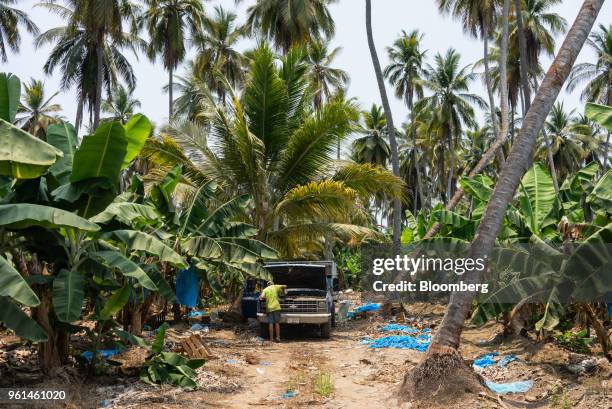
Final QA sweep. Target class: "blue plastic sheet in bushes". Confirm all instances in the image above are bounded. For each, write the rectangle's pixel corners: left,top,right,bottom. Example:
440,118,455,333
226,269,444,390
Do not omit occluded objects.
485,380,534,394
354,303,381,313
473,352,499,369
82,349,120,362
368,335,430,352
176,265,199,307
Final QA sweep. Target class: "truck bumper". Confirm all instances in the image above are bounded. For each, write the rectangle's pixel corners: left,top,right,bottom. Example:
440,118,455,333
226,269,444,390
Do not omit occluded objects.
257,312,330,324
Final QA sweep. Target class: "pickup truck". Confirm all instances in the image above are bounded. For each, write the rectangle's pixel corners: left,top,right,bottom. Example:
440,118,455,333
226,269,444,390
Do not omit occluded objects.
241,261,337,339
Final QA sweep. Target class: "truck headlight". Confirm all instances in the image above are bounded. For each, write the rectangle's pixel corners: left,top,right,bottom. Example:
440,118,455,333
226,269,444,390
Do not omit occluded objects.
318,301,327,310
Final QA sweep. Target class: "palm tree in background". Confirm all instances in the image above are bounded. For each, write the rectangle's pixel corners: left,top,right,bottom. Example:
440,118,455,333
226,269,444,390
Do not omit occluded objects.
58,0,140,129
36,2,141,130
193,5,247,104
384,29,426,212
168,60,215,125
567,24,612,105
304,40,348,109
141,0,205,118
243,0,336,52
419,48,487,200
510,0,567,90
436,0,500,141
0,0,39,62
352,105,390,167
102,83,141,123
16,79,61,138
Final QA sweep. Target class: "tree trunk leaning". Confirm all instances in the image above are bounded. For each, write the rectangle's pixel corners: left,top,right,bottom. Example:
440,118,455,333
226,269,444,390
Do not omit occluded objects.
514,0,532,113
400,0,605,402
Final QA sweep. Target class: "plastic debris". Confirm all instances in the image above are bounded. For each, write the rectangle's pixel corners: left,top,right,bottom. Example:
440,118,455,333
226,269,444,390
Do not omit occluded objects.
190,323,209,332
485,380,534,394
81,349,120,362
368,335,430,352
359,337,373,345
100,399,109,407
567,357,598,375
473,352,499,370
281,390,296,399
188,310,206,318
497,354,518,367
380,324,418,333
354,303,381,313
256,368,264,375
260,361,272,366
176,265,199,307
225,359,239,364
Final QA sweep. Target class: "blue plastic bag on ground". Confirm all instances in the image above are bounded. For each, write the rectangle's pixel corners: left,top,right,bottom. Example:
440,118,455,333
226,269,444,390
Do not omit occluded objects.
497,354,518,367
473,352,499,370
368,335,430,352
485,380,534,394
380,324,418,333
354,303,380,313
176,265,199,307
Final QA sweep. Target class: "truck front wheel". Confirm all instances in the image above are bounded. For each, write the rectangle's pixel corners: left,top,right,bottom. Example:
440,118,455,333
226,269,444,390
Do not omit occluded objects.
320,321,331,339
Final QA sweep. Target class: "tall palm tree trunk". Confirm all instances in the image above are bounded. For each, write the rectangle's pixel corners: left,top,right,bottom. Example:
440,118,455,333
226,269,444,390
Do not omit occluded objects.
365,0,401,254
482,20,498,139
408,93,425,212
93,32,104,129
169,66,174,119
496,0,511,165
514,0,532,113
401,0,605,401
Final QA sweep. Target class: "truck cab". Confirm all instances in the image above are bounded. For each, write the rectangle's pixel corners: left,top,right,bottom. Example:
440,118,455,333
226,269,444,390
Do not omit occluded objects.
242,261,336,339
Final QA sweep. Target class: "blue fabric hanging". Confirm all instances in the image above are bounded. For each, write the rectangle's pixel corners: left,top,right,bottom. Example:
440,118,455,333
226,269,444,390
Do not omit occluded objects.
176,265,199,307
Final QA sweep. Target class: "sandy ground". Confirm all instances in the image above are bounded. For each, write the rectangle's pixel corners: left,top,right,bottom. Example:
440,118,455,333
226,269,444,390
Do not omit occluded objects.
1,302,611,409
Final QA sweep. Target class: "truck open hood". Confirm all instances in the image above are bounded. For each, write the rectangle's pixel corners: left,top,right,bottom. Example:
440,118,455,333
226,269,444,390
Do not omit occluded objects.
265,264,327,291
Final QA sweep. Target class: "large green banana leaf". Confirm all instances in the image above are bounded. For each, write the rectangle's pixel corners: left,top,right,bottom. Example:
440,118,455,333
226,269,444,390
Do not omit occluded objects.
105,230,186,268
587,169,612,213
122,115,152,169
459,174,494,203
148,164,182,219
534,287,565,331
196,195,250,236
46,122,78,184
178,180,217,236
518,163,557,234
0,119,63,179
144,266,177,303
0,255,39,306
585,103,612,132
183,236,223,259
0,73,20,122
91,202,162,229
0,203,100,231
89,251,158,290
100,285,130,320
563,223,612,281
217,238,278,259
52,269,86,323
71,121,127,184
0,296,47,342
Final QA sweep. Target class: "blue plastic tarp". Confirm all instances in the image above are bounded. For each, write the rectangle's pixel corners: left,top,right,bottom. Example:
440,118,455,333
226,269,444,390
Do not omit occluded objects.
188,310,206,317
82,349,120,362
485,380,534,394
473,352,499,369
354,303,381,313
380,324,418,333
497,354,518,367
176,266,199,308
368,335,430,352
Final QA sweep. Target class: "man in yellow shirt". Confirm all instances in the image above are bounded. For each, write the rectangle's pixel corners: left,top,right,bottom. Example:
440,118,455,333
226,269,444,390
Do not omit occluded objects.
259,281,286,342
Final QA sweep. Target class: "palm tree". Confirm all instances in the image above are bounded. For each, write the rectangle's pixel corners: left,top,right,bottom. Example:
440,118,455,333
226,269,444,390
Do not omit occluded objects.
16,79,61,139
540,103,601,183
419,48,487,200
36,2,141,130
352,105,390,167
365,0,402,255
436,0,500,141
243,0,336,52
101,83,141,124
510,0,567,90
142,44,404,258
59,0,140,129
568,24,612,170
401,1,605,400
304,40,349,109
384,29,426,213
168,60,215,125
192,5,247,104
141,0,205,118
0,0,39,62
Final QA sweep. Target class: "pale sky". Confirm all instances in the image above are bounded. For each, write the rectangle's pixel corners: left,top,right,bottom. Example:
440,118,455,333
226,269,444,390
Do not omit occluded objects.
2,0,611,130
